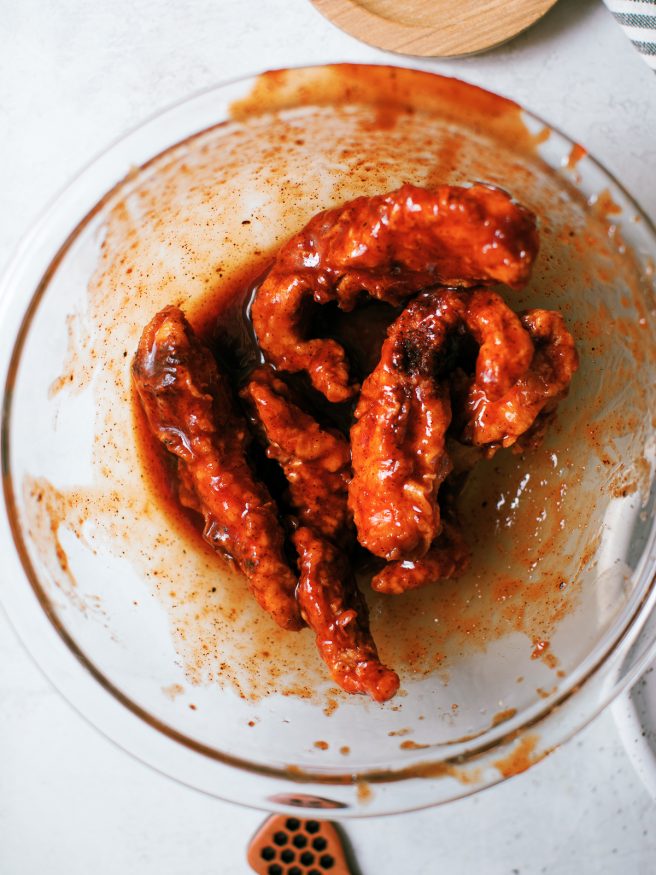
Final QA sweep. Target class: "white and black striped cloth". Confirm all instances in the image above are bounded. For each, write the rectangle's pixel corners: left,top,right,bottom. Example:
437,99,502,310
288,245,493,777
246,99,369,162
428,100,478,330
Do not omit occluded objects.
604,0,656,70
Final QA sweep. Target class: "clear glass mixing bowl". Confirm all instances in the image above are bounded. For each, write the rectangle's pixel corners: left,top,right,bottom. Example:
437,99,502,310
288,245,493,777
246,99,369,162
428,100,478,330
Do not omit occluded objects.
2,64,656,817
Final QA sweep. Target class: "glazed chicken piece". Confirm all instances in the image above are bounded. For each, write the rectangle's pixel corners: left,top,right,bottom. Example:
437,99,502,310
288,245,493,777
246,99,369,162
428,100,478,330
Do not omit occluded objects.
293,527,400,702
251,183,538,402
349,288,533,562
242,365,399,701
459,308,578,452
240,365,351,542
465,288,536,399
132,306,302,631
371,521,471,595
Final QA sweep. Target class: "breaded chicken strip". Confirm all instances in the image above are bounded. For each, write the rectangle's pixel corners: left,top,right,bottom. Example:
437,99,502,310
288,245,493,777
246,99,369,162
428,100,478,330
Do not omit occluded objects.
459,309,578,453
293,527,400,702
242,366,398,700
133,306,302,631
252,183,538,401
350,289,533,561
370,522,470,595
240,365,351,541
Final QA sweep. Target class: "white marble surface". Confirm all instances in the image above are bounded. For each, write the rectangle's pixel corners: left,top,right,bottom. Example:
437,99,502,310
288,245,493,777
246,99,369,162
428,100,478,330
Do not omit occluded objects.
1,1,656,872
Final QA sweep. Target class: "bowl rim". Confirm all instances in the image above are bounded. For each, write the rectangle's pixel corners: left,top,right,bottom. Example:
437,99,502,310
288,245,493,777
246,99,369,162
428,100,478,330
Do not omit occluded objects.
2,62,656,814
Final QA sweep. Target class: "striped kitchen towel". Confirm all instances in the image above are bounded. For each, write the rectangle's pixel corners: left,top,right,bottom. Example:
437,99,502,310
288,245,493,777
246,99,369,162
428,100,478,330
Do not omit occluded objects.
604,0,656,70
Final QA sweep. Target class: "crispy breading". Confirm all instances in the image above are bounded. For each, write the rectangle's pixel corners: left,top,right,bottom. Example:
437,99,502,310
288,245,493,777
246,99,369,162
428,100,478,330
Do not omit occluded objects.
133,306,302,631
251,183,539,401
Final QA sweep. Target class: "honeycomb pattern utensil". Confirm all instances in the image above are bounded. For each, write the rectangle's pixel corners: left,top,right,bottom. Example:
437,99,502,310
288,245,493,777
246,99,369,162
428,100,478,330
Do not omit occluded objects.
247,814,353,875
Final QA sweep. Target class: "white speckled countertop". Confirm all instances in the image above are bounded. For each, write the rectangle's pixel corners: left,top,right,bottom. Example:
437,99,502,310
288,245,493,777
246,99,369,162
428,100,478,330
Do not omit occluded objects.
1,1,655,872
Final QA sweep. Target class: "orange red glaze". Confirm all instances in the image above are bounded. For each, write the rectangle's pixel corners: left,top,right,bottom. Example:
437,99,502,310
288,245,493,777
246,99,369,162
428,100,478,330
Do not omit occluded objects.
251,183,538,402
465,290,534,399
460,309,579,452
371,522,471,595
132,306,302,631
293,527,400,702
349,288,534,562
242,367,400,701
240,365,351,541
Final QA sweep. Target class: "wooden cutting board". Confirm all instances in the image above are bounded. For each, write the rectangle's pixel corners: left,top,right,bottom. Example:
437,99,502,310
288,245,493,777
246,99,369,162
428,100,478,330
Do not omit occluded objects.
310,0,559,57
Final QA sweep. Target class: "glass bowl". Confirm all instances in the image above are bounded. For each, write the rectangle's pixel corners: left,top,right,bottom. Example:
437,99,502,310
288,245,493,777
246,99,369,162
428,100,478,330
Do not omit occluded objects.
2,64,656,817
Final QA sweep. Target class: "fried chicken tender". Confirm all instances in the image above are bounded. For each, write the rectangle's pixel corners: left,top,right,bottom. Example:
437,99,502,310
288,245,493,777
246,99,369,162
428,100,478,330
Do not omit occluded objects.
293,527,400,702
349,288,532,561
251,183,539,402
240,365,351,541
466,289,535,400
460,309,578,452
371,522,471,595
242,366,398,700
132,306,302,631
